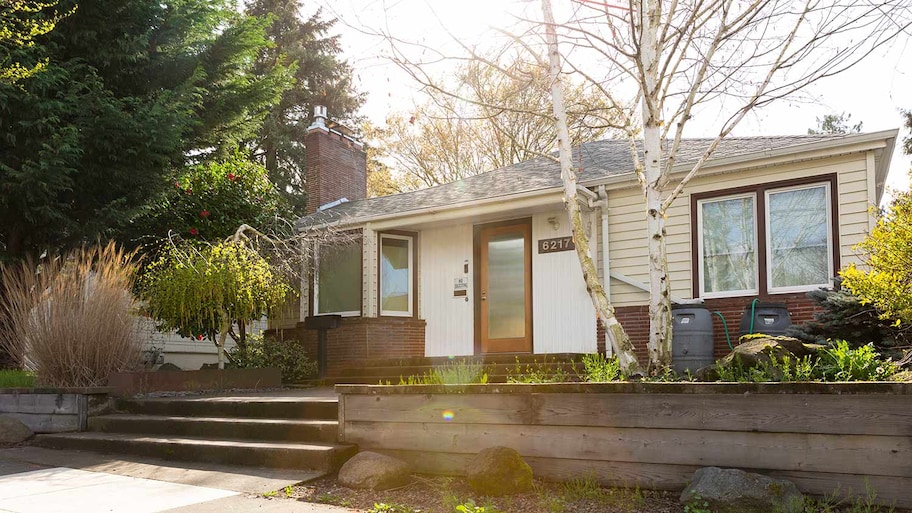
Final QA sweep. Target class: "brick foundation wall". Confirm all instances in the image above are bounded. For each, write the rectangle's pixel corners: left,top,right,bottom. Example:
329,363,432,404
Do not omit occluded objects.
268,317,426,374
611,292,820,360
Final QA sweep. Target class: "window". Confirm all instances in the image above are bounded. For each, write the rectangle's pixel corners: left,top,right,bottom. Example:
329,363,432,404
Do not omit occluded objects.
314,241,362,316
695,178,835,298
379,233,414,316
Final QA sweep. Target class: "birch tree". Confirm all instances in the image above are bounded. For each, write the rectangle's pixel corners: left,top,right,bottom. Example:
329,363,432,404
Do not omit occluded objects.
536,0,911,372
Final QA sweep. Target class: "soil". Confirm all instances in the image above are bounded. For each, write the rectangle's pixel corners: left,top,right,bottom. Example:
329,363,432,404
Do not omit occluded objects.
275,474,909,513
282,474,684,513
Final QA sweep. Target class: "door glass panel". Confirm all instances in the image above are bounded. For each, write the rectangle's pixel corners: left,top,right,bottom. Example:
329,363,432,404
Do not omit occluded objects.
487,231,525,339
381,236,411,313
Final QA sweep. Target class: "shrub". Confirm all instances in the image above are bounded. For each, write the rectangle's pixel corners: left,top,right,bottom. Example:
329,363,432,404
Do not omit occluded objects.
816,340,895,381
580,353,623,382
227,335,317,383
787,284,911,356
0,243,142,387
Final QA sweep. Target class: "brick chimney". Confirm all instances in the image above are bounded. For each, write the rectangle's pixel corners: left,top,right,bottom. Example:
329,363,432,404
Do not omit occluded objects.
304,105,367,214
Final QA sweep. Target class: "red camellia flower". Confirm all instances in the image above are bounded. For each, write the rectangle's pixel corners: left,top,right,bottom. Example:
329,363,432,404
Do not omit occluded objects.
189,227,199,236
185,188,192,195
227,173,236,181
199,210,210,219
174,181,181,188
197,334,204,340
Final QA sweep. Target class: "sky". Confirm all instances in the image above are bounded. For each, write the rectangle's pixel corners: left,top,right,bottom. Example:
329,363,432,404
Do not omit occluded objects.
314,0,912,197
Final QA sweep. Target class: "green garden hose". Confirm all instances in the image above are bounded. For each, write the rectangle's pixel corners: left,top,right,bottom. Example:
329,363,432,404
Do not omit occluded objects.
748,298,761,336
713,311,733,350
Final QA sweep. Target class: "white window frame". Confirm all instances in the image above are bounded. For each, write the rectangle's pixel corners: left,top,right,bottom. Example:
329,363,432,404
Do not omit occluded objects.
697,192,760,299
379,233,414,317
313,241,362,317
764,182,834,294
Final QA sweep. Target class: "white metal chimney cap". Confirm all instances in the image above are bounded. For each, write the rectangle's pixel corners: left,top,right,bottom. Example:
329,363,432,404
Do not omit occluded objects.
308,105,328,130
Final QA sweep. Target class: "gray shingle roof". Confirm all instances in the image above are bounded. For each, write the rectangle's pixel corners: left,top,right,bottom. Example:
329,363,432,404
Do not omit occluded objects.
297,133,857,228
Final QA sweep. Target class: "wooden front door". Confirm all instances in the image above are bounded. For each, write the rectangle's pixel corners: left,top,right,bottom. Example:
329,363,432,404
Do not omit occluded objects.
477,221,532,353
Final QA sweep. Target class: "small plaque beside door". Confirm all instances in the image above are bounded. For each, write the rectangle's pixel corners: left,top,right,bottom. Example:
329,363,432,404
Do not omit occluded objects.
538,236,575,254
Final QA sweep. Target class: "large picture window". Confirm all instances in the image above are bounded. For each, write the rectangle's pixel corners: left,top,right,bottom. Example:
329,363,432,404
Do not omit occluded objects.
695,178,835,298
315,241,362,316
379,233,414,317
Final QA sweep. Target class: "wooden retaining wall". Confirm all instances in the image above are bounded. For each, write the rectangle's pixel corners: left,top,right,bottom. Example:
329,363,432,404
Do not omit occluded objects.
337,383,912,507
0,388,113,433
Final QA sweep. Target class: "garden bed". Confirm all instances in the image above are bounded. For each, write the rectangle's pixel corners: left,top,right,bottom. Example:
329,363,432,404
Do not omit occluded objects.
0,387,113,433
106,367,282,396
336,382,912,508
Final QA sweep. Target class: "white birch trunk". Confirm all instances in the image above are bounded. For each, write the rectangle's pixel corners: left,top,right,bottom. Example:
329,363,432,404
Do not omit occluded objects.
541,0,641,374
639,0,673,373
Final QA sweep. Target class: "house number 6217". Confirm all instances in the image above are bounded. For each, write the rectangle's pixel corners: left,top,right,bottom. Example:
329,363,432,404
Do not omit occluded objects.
538,236,575,254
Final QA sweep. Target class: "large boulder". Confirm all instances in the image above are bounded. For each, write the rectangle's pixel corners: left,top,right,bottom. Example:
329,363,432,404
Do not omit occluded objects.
465,446,533,496
681,467,804,513
695,336,823,381
337,451,412,490
0,416,33,443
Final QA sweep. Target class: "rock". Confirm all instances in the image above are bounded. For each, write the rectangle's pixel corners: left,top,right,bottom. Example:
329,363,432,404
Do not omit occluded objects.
158,363,181,371
694,336,822,381
465,446,533,496
337,451,412,490
681,467,804,513
0,416,33,443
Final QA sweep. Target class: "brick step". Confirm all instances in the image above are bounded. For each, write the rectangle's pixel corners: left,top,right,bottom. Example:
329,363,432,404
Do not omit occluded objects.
331,353,586,369
35,432,356,472
116,397,338,420
89,415,339,443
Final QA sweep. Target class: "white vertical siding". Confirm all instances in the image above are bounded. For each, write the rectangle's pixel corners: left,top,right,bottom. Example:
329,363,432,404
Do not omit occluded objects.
532,211,597,354
605,153,874,307
362,226,378,317
420,223,475,356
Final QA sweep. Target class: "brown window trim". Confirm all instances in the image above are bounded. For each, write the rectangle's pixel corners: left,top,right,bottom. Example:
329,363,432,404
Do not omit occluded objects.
377,230,419,319
690,173,840,299
472,218,534,355
309,232,364,318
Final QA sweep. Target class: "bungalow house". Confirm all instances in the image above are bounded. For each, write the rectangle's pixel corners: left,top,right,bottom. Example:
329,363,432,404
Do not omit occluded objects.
270,108,897,373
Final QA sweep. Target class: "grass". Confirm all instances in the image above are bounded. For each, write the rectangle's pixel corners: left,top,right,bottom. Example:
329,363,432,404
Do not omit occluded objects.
0,369,34,388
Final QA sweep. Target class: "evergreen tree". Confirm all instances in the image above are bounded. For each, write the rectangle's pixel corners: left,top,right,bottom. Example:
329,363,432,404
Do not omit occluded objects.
245,0,363,212
0,0,291,259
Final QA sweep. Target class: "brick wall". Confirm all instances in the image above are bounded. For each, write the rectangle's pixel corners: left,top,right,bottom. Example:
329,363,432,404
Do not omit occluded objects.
304,128,367,214
611,292,820,360
268,317,426,374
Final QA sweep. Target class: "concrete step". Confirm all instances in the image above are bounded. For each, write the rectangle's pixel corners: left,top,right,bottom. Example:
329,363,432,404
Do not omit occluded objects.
89,414,340,443
116,397,338,420
35,432,356,471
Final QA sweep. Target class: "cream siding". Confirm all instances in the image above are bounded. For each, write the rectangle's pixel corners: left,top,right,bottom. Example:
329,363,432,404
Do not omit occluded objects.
363,227,378,317
531,211,598,354
420,223,475,357
605,153,874,307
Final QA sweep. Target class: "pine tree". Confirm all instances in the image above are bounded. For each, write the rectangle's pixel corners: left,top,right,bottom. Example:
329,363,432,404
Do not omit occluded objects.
0,0,291,259
245,0,364,212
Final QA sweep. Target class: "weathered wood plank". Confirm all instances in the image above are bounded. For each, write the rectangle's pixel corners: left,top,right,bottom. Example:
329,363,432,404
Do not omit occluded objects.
0,393,79,415
1,412,78,433
344,421,911,478
771,471,912,509
344,393,532,424
531,393,912,436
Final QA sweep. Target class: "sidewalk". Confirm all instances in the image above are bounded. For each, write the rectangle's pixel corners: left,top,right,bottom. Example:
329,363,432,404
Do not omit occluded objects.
0,446,358,513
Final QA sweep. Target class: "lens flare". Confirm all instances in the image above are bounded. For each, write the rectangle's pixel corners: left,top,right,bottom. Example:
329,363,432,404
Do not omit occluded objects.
442,410,455,421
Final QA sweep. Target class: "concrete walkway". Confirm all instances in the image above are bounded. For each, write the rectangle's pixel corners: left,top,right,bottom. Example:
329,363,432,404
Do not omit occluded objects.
0,445,357,513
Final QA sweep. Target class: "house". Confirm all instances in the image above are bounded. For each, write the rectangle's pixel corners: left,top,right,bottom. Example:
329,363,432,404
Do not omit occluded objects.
270,107,897,372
